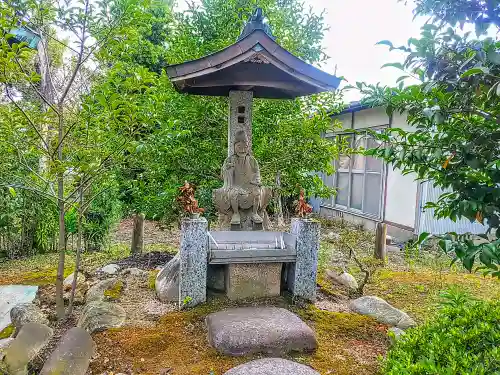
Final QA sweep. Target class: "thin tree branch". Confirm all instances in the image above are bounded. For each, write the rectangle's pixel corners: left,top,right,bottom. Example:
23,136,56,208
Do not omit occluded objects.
4,85,51,155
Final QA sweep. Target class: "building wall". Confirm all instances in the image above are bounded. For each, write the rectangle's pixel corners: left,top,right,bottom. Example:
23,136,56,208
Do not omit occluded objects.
320,107,419,241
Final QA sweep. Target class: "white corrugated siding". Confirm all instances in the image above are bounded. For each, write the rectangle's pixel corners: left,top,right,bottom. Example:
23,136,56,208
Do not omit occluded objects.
417,181,487,235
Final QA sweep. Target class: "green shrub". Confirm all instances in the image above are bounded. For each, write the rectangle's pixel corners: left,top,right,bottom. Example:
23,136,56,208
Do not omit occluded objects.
383,290,500,374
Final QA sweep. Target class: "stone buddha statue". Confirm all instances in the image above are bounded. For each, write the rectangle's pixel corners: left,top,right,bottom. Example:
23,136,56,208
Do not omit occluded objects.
214,130,271,229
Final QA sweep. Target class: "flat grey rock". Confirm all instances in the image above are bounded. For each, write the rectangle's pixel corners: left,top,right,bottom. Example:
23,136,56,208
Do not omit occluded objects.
0,285,38,332
98,264,120,275
40,327,95,375
10,303,48,330
3,322,53,374
77,301,126,334
349,296,416,329
207,307,317,356
155,254,179,303
224,358,320,375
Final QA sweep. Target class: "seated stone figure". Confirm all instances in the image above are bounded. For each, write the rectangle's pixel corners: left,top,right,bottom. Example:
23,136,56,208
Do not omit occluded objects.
214,130,271,229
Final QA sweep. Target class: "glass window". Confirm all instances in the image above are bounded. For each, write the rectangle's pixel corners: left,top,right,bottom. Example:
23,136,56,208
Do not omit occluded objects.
336,172,349,206
322,130,385,218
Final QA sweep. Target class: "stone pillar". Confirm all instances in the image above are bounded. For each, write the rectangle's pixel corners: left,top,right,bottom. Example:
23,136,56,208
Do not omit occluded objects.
179,217,208,308
228,90,253,155
288,218,320,301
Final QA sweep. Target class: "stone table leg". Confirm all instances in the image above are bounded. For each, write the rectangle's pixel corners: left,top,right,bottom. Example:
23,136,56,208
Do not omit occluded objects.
288,218,320,301
179,218,208,308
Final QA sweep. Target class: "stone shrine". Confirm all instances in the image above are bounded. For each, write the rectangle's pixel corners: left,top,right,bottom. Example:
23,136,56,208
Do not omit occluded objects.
161,8,340,305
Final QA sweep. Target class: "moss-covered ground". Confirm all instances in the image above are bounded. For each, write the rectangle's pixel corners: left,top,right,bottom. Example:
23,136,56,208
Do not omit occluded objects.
1,219,499,374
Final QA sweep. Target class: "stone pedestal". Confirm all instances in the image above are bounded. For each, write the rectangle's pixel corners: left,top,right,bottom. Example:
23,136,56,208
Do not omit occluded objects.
179,218,208,308
228,91,253,155
226,263,282,300
288,219,320,301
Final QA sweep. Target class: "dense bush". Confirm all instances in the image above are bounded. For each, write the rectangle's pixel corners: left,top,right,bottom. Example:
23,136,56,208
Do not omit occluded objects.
383,290,500,374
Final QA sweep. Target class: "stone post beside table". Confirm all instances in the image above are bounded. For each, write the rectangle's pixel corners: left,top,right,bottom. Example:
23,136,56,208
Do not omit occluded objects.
288,218,320,301
179,217,208,308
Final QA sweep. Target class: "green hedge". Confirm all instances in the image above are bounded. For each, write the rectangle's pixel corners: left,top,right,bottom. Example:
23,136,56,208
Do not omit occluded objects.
383,291,500,374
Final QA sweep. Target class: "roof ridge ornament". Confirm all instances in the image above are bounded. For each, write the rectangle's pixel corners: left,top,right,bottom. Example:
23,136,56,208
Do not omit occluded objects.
237,7,275,41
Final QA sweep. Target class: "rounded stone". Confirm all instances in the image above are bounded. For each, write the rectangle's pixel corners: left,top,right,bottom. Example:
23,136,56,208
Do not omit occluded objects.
349,295,416,329
10,303,48,330
155,255,179,303
224,358,320,375
98,264,120,276
77,301,126,334
207,307,317,356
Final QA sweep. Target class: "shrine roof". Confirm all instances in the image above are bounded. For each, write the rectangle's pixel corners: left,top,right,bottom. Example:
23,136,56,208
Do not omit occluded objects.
166,18,341,99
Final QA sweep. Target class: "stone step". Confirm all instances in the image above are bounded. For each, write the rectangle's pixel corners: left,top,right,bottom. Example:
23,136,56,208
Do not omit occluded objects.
224,358,320,375
206,307,317,356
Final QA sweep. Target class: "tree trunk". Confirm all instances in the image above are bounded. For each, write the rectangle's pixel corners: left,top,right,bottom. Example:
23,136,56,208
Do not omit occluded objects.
68,183,83,316
374,222,387,262
55,112,66,320
275,170,284,227
131,213,145,255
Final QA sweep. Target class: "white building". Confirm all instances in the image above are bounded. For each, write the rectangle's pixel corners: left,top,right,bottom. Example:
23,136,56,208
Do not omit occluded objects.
314,103,485,241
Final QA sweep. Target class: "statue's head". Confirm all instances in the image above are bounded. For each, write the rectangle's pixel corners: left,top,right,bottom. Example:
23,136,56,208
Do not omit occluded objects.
234,130,249,157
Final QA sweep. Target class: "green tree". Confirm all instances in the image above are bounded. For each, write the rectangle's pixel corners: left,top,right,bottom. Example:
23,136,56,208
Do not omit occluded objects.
354,0,500,276
94,0,343,222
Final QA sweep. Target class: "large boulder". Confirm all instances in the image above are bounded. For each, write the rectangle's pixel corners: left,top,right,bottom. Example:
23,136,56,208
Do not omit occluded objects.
77,301,126,334
40,327,95,375
207,307,317,356
3,322,53,375
86,278,122,303
225,358,320,375
10,303,48,331
349,296,416,329
155,254,179,303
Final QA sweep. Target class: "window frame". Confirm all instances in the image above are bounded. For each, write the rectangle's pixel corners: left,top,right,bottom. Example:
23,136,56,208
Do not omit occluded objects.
322,126,387,220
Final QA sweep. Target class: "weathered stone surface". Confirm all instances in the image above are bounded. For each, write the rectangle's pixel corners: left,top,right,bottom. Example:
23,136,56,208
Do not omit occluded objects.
207,264,225,292
86,278,120,303
98,264,120,276
63,272,86,289
226,263,281,300
10,303,48,330
121,267,148,278
3,322,53,375
77,301,126,334
288,219,320,301
40,327,95,375
0,285,38,332
326,270,359,290
349,296,417,329
0,338,13,361
224,358,320,375
155,254,179,303
207,307,317,356
179,218,207,308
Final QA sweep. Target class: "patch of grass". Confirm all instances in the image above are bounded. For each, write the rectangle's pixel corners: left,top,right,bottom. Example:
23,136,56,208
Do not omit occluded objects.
144,243,178,254
148,270,159,290
104,280,124,300
0,324,14,339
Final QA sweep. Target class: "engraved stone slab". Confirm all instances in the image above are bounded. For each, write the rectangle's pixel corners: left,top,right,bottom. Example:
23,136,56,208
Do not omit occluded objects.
288,218,320,301
224,358,320,375
179,218,208,308
207,307,317,356
225,263,281,300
